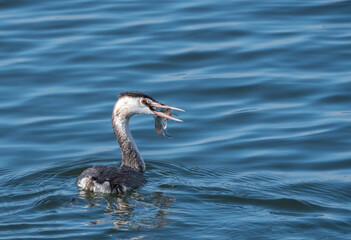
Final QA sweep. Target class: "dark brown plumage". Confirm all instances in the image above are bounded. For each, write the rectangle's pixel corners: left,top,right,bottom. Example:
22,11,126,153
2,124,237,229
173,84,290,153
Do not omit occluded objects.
77,166,146,193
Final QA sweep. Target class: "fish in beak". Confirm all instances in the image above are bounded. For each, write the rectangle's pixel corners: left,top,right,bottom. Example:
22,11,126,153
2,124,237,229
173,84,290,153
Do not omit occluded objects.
147,101,184,138
149,102,185,122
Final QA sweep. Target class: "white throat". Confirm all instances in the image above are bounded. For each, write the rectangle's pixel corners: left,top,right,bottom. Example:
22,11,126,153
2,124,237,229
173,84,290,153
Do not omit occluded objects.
112,101,146,173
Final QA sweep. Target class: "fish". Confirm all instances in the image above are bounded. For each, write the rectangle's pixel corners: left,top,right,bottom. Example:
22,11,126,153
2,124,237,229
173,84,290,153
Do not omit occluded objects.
155,108,173,139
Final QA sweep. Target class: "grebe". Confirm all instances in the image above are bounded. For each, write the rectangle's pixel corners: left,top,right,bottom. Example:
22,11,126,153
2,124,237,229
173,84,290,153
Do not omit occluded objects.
77,91,184,194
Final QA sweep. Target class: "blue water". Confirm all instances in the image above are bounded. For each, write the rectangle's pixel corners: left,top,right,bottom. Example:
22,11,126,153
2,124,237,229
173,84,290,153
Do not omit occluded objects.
1,0,351,239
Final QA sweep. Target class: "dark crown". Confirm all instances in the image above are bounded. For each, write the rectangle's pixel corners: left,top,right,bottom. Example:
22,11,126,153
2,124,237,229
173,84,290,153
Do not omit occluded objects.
118,91,156,102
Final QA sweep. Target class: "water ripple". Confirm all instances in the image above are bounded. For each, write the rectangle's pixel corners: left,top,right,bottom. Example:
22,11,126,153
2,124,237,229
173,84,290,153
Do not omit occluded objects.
1,0,351,239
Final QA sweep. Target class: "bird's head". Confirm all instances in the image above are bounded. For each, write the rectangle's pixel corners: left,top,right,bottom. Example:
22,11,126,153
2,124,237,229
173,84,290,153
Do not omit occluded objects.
115,91,184,121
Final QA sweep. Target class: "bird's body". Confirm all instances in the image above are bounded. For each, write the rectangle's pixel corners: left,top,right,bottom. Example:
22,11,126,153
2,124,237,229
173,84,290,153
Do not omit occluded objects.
77,91,183,194
77,166,145,194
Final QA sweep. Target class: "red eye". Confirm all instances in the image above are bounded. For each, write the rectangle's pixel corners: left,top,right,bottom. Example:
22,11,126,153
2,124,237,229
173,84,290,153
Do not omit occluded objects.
141,99,147,105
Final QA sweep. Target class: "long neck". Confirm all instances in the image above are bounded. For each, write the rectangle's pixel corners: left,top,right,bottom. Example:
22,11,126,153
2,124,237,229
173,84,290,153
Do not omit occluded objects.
112,105,146,173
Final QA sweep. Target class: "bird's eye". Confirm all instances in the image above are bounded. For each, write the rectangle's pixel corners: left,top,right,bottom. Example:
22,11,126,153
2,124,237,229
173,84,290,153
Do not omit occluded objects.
141,98,147,105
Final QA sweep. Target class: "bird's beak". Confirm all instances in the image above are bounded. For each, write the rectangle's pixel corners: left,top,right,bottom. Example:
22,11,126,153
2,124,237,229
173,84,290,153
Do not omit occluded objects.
149,103,185,122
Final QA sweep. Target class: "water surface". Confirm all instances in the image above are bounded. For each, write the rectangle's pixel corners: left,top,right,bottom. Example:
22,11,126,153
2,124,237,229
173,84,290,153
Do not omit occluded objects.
1,0,351,239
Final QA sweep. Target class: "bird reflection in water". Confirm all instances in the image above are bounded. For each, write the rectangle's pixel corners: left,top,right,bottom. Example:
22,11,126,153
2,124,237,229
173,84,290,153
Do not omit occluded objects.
78,190,175,230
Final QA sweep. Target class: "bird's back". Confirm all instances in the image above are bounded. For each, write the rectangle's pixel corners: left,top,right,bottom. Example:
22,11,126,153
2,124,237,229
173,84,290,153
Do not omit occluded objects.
77,165,146,194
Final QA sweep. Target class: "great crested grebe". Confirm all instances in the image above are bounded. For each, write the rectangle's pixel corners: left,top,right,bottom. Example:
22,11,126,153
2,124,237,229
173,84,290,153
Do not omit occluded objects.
77,91,184,194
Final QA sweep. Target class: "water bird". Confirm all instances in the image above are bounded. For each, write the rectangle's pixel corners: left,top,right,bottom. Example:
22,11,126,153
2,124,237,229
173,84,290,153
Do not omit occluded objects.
77,91,184,194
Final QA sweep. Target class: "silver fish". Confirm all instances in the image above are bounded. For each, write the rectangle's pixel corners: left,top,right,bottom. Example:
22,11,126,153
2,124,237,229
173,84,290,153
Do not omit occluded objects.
155,108,173,139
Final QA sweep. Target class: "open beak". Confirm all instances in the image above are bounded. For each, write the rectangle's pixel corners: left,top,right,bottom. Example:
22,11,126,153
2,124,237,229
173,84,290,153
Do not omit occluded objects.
149,103,185,122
